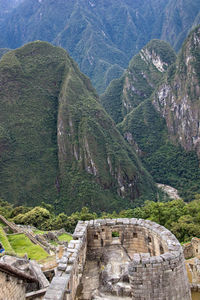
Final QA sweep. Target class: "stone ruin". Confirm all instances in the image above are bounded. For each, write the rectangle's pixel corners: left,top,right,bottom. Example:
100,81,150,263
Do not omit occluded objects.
183,237,200,260
0,255,49,300
44,218,191,300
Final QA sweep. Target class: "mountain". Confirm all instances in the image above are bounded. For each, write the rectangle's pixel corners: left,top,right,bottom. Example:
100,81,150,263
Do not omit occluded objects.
102,27,200,200
0,0,199,93
0,41,156,213
101,39,177,124
153,26,200,158
159,0,200,51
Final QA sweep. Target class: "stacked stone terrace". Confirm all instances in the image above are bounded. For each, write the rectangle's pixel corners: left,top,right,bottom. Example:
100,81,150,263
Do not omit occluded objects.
44,218,191,300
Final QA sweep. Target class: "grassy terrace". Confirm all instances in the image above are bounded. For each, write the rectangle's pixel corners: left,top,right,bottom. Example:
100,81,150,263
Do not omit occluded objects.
58,233,73,243
34,230,73,243
0,220,71,260
8,233,48,260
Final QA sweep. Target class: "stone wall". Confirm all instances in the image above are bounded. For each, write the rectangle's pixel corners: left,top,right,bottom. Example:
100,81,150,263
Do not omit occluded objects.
44,221,88,300
44,218,191,300
0,269,26,300
129,252,190,300
87,218,168,257
26,288,47,300
183,238,200,259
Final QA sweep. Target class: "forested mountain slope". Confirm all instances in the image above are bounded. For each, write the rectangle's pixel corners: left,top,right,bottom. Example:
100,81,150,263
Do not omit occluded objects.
101,40,177,123
102,27,200,201
0,41,156,213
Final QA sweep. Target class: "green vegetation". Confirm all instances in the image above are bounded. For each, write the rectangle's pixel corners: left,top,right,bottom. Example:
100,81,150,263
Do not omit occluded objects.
58,234,72,243
146,40,177,66
112,231,120,238
8,234,48,260
118,99,200,201
102,28,200,202
0,42,66,208
100,77,125,124
33,230,47,235
0,227,14,253
0,199,14,218
1,197,200,244
101,40,176,123
124,197,200,243
0,41,156,213
12,207,51,228
97,197,200,243
2,197,200,244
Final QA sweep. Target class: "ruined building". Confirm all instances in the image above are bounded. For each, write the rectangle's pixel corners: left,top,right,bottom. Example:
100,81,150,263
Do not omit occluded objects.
44,218,191,300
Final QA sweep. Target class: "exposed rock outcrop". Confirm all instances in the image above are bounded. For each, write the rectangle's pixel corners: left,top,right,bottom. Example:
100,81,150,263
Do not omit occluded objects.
101,39,176,123
153,26,200,158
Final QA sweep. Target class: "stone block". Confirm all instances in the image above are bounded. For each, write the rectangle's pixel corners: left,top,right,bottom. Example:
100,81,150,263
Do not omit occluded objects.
57,263,67,271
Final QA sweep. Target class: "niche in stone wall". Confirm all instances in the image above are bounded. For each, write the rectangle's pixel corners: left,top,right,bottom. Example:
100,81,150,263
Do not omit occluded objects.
94,234,99,240
160,245,164,254
147,236,152,243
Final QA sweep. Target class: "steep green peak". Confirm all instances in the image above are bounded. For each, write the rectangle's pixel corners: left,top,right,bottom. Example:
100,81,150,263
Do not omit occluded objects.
0,40,156,213
101,38,176,124
136,39,177,72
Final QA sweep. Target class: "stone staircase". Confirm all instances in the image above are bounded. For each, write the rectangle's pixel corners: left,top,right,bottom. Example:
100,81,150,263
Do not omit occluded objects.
0,215,20,233
0,215,49,253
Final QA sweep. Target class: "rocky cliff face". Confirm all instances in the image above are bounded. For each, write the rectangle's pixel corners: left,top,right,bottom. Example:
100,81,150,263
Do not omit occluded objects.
102,29,200,200
101,39,176,123
0,41,155,213
153,26,200,158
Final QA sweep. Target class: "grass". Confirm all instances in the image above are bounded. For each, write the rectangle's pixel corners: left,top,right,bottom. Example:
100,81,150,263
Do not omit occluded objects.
50,241,58,246
8,233,49,260
34,230,73,242
0,227,14,253
33,229,47,235
58,233,73,242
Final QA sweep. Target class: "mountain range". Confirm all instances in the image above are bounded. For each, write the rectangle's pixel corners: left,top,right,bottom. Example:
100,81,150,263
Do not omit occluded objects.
101,26,200,201
0,0,199,93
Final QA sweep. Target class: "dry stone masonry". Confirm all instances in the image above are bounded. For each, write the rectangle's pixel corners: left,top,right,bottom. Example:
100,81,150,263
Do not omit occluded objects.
44,218,191,300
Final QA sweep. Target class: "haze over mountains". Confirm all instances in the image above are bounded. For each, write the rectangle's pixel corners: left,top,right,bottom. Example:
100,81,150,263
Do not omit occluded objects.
0,0,199,93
